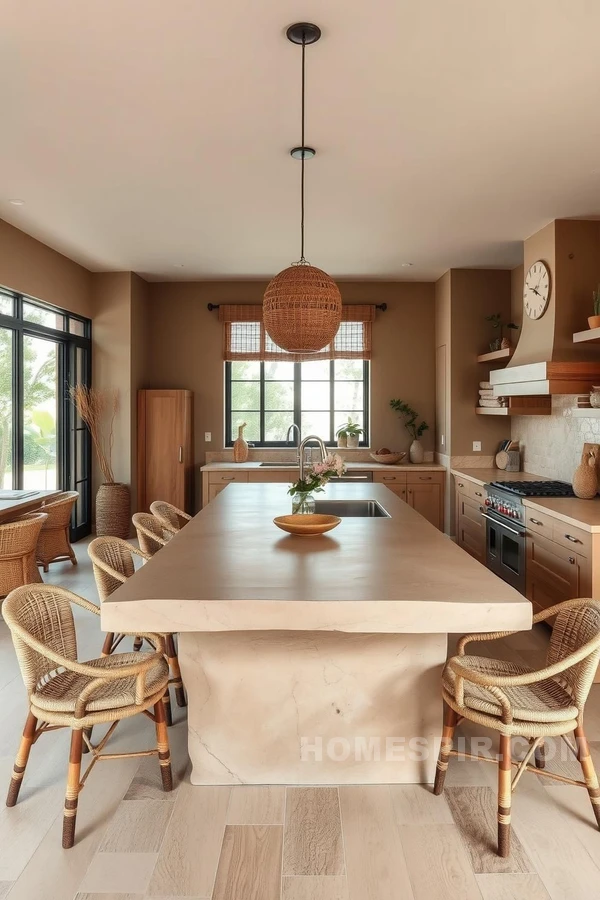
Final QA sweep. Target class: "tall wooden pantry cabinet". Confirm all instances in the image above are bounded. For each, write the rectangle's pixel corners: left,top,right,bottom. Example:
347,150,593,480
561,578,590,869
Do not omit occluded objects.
137,389,194,514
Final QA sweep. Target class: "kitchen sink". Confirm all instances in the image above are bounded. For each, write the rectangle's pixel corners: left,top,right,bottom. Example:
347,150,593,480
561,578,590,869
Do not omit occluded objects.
313,499,391,518
259,462,298,467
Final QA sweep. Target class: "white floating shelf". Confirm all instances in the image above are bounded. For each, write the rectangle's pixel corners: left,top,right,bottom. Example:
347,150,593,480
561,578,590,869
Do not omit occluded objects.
476,348,514,363
573,327,600,344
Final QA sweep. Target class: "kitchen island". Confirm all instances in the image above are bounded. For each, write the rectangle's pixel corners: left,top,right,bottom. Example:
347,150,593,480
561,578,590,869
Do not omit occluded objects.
103,482,531,784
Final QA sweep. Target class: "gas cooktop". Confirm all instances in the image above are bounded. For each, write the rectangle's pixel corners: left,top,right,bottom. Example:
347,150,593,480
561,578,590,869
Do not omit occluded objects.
488,480,575,498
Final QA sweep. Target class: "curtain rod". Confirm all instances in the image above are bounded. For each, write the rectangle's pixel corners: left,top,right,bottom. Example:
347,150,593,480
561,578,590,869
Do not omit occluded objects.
207,302,387,312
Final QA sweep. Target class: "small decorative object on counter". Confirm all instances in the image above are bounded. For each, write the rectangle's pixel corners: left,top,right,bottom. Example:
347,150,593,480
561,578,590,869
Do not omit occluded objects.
336,417,363,449
273,513,341,536
369,450,406,465
588,285,600,330
590,386,600,409
484,313,519,352
233,422,249,462
573,449,598,499
389,399,429,463
288,453,346,514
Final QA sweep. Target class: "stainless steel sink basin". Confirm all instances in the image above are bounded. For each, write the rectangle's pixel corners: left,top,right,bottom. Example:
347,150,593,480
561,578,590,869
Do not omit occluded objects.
259,462,298,467
313,499,390,518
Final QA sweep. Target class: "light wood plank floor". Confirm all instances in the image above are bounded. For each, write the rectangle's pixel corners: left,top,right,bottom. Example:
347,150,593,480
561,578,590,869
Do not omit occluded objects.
1,540,600,899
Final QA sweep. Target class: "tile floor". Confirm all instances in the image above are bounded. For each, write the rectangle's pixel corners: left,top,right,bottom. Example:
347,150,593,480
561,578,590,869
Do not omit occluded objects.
0,539,600,899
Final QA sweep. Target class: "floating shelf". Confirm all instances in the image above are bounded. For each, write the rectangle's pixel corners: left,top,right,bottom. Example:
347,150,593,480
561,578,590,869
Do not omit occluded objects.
476,396,551,417
573,327,600,344
477,348,514,363
572,408,600,417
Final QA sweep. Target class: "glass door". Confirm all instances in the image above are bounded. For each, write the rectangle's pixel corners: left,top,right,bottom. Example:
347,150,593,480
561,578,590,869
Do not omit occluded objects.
0,326,14,489
22,334,61,491
69,344,92,541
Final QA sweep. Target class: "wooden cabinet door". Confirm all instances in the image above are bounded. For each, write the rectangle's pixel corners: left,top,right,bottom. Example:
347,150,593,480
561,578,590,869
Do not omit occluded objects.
526,531,587,614
381,484,406,502
457,495,485,563
138,390,193,513
407,483,441,529
208,484,228,503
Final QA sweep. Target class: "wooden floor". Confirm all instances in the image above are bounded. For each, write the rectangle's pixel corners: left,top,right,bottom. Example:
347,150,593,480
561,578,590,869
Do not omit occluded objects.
1,541,600,899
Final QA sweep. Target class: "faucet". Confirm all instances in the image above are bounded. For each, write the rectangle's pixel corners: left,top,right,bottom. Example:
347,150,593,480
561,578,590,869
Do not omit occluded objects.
298,434,326,484
286,423,301,465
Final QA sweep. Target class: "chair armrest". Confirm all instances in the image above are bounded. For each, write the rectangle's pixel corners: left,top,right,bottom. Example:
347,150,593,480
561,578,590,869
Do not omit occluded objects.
457,629,521,656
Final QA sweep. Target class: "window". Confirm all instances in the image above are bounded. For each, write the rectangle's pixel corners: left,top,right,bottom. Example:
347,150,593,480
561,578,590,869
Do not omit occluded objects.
0,290,92,539
226,359,369,446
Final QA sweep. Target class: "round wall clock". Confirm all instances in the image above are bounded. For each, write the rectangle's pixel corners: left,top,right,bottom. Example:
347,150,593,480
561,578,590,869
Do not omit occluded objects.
523,260,551,320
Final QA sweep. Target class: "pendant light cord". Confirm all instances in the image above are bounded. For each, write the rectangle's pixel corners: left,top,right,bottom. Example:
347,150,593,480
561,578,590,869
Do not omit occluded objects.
300,32,306,263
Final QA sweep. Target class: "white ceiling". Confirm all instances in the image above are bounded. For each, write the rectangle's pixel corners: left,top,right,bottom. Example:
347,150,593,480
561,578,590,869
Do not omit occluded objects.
1,0,600,282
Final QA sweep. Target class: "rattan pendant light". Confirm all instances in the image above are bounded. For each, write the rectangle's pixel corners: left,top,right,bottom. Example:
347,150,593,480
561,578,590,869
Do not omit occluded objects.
263,23,342,353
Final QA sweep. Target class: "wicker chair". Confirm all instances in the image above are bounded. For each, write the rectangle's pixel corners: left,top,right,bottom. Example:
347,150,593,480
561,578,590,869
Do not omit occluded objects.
88,536,186,725
34,491,79,572
3,584,172,849
150,500,191,534
132,512,170,557
0,513,47,598
434,598,600,858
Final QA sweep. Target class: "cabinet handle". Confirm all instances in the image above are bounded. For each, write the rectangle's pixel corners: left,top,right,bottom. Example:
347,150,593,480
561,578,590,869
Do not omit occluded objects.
565,534,582,544
457,482,464,487
530,518,543,526
419,476,432,481
221,476,235,481
383,476,395,481
569,556,576,564
475,491,482,497
178,446,183,463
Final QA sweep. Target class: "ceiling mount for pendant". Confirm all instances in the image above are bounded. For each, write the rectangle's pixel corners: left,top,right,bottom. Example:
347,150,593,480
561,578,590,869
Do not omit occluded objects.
286,22,321,45
290,146,315,160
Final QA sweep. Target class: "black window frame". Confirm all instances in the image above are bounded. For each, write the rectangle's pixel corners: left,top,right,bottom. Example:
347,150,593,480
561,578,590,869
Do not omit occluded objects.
225,360,370,448
0,288,92,540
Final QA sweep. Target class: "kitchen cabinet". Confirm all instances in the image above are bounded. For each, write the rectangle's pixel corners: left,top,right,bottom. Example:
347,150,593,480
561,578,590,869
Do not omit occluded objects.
373,471,406,501
138,389,194,514
407,481,442,528
375,470,444,529
526,530,591,616
454,477,486,562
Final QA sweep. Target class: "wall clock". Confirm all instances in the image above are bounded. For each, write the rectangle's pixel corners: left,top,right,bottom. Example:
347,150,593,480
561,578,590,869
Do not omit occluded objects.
523,260,551,320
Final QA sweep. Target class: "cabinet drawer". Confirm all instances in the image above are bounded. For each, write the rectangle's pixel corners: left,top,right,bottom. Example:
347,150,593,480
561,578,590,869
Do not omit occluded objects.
524,508,557,539
208,471,249,485
454,476,485,504
407,471,444,486
552,521,591,559
460,495,485,529
248,470,298,483
374,471,407,485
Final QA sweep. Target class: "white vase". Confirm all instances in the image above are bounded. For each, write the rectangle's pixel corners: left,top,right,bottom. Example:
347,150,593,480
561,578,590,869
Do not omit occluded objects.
347,434,359,449
409,439,424,464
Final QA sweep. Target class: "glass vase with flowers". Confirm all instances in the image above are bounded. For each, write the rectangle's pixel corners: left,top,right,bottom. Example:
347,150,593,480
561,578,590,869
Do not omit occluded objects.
288,453,346,514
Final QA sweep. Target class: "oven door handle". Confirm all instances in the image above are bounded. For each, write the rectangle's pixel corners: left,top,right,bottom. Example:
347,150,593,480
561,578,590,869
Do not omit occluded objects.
481,512,526,537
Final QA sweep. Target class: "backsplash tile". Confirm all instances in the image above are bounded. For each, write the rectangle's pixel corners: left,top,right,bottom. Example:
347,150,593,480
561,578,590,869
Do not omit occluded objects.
513,395,597,482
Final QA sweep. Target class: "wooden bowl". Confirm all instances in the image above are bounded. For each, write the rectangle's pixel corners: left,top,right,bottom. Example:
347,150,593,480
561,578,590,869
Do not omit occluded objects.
369,452,406,465
273,514,341,536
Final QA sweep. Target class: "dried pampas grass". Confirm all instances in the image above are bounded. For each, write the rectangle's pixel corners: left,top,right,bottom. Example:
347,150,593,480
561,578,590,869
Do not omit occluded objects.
70,385,117,483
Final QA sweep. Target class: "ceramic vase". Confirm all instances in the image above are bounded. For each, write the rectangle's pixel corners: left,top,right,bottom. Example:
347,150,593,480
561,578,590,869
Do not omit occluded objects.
233,422,249,463
588,316,600,330
409,439,424,464
573,451,598,499
347,434,359,449
337,434,348,448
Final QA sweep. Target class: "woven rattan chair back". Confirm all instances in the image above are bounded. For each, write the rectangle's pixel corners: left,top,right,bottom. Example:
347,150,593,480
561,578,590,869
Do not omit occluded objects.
132,512,167,557
88,536,138,602
42,491,79,527
0,512,47,597
3,584,79,695
150,500,191,533
546,599,600,709
35,491,79,571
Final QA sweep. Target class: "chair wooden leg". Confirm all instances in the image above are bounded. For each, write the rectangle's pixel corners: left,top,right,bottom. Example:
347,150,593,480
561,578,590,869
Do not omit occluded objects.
154,698,173,792
163,688,173,726
433,701,458,795
101,632,115,657
575,725,600,829
165,633,186,707
529,737,545,769
133,636,143,652
498,734,512,857
6,711,37,807
62,728,83,849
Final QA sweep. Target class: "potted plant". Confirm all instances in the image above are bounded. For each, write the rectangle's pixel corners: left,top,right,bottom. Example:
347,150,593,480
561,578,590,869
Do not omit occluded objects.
70,386,130,538
389,399,429,464
288,453,346,513
589,285,600,330
485,313,519,351
336,417,364,449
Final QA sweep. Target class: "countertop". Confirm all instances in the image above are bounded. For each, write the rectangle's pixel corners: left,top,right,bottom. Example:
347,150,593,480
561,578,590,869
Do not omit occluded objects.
202,461,446,472
451,467,600,533
103,482,530,636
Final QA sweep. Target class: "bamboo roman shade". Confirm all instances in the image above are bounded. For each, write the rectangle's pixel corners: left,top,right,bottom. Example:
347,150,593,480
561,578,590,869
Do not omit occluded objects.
219,305,375,362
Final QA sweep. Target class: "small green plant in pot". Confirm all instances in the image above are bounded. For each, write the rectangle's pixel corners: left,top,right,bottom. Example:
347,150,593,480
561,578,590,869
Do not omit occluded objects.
336,417,364,449
389,399,429,464
589,285,600,330
485,313,519,352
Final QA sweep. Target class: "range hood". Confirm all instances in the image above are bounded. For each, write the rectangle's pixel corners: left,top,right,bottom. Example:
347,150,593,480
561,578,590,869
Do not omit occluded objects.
491,219,600,398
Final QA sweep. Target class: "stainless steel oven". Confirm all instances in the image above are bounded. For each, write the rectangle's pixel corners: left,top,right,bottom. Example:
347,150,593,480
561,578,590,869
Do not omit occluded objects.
483,508,526,594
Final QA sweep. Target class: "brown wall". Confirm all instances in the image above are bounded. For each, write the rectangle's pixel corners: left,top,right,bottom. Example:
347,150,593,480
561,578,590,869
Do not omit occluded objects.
145,281,437,509
130,274,150,512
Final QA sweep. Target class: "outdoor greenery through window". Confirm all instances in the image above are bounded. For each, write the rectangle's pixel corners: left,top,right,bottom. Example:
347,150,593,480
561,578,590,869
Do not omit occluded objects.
226,359,369,446
0,289,92,538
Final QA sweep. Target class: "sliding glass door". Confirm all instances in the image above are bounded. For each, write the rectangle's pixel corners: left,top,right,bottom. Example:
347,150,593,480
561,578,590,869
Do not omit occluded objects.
0,290,92,539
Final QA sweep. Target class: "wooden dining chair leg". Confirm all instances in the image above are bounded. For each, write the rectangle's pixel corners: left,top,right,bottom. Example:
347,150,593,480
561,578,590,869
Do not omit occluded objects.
433,702,458,795
6,711,37,807
165,633,186,708
163,688,173,726
575,724,600,829
101,632,115,657
154,699,173,792
498,734,512,857
62,728,83,849
133,636,143,652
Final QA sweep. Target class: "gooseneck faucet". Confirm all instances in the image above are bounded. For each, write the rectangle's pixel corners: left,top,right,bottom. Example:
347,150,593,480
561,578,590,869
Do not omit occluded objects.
286,423,301,465
298,434,326,484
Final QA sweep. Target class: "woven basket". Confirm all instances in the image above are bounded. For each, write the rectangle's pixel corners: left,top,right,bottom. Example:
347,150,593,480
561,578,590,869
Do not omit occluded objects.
96,483,131,538
263,265,342,352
